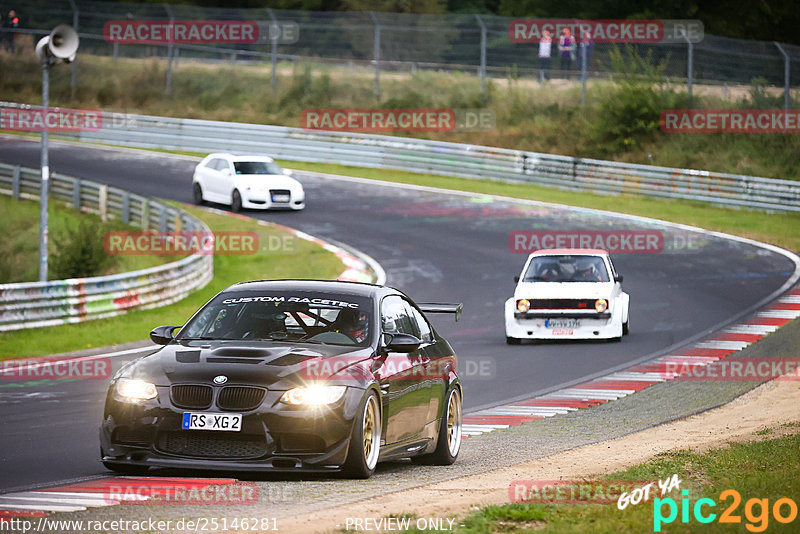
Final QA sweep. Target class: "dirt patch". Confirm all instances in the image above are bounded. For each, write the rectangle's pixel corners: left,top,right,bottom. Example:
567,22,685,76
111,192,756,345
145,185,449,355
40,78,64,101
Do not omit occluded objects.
281,377,800,533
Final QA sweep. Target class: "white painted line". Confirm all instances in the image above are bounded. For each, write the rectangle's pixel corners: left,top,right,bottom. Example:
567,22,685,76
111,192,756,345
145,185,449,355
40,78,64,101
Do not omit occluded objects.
561,388,636,396
601,372,666,381
542,390,629,401
695,340,751,350
777,295,800,303
0,503,87,513
462,424,510,431
655,356,720,363
757,309,800,319
470,406,577,417
723,324,779,335
0,492,114,507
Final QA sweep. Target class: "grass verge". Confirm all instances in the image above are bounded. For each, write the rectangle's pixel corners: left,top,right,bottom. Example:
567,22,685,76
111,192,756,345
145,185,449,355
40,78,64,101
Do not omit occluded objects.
0,194,172,283
390,426,800,533
0,202,344,358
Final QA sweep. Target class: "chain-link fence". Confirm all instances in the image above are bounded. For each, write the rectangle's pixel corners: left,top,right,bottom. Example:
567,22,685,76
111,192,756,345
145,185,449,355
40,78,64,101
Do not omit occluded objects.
4,0,800,103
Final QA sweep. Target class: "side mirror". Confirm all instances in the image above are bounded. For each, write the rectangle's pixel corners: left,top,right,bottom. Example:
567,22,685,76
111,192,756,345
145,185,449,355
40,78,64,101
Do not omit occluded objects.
221,167,231,175
383,332,421,353
514,276,520,283
150,325,180,345
283,169,293,177
614,274,624,283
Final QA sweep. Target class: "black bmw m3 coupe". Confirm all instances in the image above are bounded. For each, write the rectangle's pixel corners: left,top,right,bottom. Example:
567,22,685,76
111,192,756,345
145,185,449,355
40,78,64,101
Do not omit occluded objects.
100,280,463,478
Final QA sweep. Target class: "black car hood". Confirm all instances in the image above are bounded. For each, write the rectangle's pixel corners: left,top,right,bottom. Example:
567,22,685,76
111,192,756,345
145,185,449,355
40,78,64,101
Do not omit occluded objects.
122,340,374,389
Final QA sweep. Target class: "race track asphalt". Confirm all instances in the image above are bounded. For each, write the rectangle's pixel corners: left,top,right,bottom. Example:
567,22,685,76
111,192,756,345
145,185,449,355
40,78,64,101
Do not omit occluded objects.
0,137,795,491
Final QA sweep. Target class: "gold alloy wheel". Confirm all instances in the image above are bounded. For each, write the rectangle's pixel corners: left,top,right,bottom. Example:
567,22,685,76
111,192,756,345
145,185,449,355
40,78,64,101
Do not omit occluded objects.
362,394,380,469
446,388,462,456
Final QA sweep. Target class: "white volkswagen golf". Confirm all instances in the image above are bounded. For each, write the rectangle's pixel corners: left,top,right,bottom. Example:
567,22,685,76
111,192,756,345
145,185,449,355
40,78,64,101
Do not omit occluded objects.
504,249,629,344
192,153,305,211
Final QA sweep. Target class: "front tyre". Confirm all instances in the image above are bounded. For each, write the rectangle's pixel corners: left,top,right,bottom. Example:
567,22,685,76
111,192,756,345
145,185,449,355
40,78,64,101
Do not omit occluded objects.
412,386,462,465
342,391,381,479
193,183,204,205
231,189,243,212
506,336,521,345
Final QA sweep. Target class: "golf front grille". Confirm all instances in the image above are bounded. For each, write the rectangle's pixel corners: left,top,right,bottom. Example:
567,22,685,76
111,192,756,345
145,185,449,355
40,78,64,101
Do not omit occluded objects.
157,431,267,459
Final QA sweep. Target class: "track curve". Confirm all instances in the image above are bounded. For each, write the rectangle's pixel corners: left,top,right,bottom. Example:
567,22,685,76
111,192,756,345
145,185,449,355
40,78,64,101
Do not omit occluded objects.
0,137,796,492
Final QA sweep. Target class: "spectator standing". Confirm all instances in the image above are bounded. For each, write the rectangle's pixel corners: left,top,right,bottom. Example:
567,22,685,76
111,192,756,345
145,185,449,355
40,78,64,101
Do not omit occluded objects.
577,30,594,79
558,27,575,78
5,9,19,53
538,29,552,82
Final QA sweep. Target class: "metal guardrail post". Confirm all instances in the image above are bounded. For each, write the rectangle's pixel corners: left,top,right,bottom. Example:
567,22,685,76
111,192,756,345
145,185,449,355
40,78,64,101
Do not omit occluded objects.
774,42,791,114
121,192,130,224
142,199,149,231
73,178,81,210
11,166,20,200
159,206,167,232
99,184,108,222
475,15,487,95
369,12,381,97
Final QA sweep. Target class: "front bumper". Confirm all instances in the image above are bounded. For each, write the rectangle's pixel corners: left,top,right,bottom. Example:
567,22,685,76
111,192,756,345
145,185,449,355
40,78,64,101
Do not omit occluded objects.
100,386,362,472
242,191,305,210
504,298,622,340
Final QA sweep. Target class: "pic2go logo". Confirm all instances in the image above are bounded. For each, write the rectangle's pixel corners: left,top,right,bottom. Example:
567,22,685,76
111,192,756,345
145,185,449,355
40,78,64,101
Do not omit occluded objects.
654,489,798,532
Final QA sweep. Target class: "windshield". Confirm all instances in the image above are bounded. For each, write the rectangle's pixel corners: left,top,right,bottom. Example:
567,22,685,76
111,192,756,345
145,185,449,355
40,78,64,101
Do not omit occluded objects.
523,255,610,283
178,291,372,346
233,161,284,175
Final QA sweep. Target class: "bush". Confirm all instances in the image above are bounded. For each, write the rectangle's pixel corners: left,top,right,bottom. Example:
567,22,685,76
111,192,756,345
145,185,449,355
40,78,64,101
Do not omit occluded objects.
592,46,686,154
50,219,115,279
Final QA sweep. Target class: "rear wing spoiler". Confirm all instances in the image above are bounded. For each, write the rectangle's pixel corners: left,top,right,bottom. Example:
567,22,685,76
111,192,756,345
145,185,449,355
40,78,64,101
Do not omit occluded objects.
418,303,463,322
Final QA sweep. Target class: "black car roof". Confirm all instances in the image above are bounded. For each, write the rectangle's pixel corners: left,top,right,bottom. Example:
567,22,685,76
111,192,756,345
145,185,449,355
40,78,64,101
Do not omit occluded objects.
225,279,389,298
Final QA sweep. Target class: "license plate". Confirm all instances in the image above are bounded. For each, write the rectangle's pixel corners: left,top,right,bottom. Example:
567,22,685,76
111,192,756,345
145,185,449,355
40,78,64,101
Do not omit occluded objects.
545,318,580,329
271,194,290,203
182,412,241,432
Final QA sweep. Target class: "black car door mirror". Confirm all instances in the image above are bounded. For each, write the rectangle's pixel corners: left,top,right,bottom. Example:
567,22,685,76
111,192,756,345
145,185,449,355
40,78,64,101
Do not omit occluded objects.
614,274,624,283
150,325,180,345
514,275,520,283
384,332,422,353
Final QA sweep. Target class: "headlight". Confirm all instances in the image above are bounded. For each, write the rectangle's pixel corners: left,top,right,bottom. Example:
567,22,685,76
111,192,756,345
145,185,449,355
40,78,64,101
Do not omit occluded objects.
595,299,608,313
281,385,346,406
516,299,531,313
115,378,158,401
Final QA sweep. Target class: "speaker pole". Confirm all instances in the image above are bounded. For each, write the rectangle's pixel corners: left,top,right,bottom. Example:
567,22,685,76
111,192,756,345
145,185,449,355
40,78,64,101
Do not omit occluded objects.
39,58,50,282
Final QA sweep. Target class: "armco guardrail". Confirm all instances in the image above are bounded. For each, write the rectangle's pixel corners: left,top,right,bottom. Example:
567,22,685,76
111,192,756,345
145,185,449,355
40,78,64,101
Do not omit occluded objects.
0,162,213,332
30,106,797,213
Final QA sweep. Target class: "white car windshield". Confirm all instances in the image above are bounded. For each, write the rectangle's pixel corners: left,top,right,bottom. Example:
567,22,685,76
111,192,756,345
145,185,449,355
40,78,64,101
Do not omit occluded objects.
523,255,610,283
233,161,283,175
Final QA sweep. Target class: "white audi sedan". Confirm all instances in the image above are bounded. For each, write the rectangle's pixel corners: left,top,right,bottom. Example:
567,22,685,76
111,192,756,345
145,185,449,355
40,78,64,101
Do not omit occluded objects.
504,249,629,344
192,153,305,211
